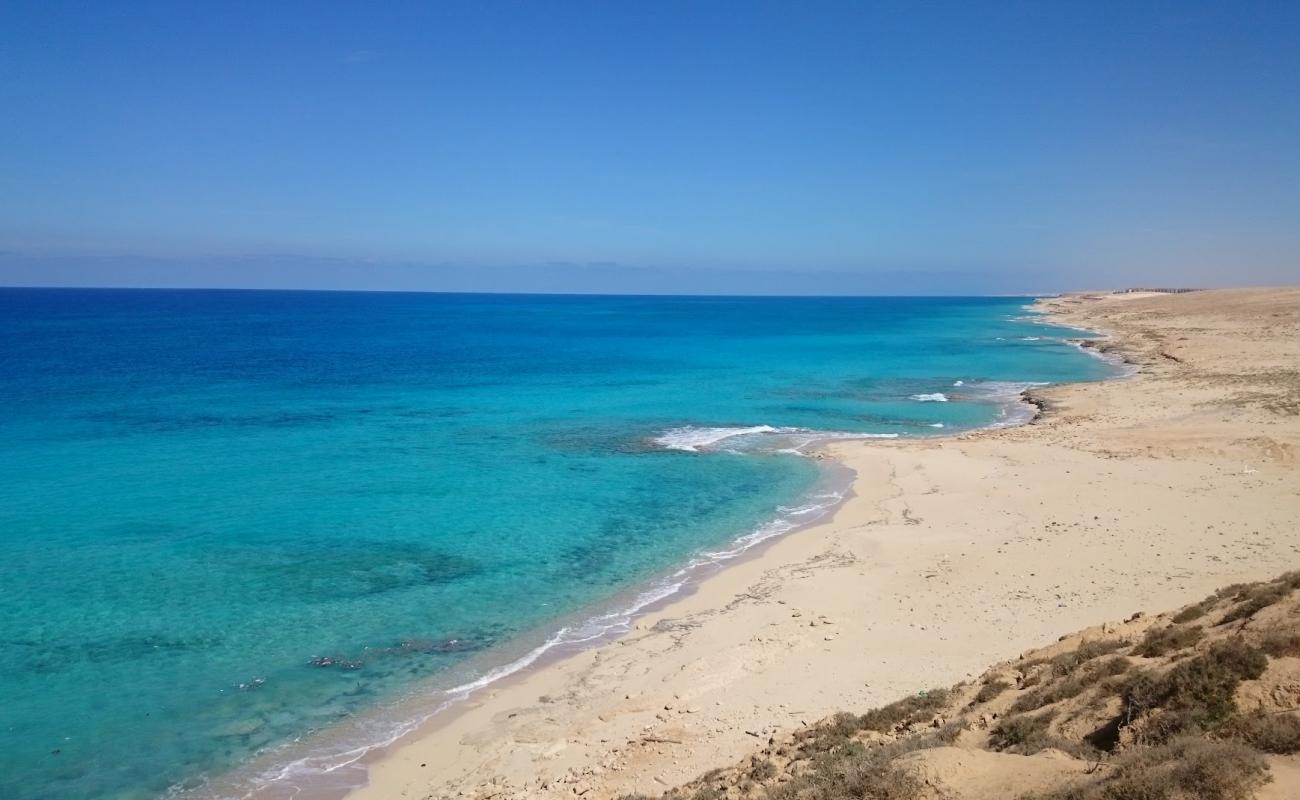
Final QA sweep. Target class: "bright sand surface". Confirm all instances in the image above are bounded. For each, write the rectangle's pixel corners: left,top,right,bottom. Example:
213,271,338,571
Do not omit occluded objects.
350,288,1300,800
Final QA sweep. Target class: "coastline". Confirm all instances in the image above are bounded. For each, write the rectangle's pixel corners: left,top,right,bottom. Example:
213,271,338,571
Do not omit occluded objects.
211,452,862,800
337,288,1296,799
205,304,1076,800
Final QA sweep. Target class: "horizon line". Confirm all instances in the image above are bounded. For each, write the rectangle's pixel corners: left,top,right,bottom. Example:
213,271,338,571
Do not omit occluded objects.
0,284,1064,300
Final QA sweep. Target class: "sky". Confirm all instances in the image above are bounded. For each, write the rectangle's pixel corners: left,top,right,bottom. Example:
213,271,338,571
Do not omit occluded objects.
1,0,1298,294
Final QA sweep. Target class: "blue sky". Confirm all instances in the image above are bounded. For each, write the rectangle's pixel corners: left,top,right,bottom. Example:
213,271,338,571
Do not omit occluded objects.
2,1,1297,292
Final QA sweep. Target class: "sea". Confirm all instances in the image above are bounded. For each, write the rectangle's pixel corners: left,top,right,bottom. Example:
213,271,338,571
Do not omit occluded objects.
0,289,1118,800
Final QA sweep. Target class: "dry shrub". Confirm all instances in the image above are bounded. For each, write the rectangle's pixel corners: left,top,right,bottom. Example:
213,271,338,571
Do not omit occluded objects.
989,711,1099,759
1029,737,1270,800
793,694,952,759
1221,711,1300,754
1121,639,1268,742
768,737,937,800
1019,641,1125,692
854,688,950,733
1172,603,1209,623
1257,629,1300,657
748,758,778,782
1221,582,1290,623
1010,656,1133,714
973,678,1011,704
1214,582,1258,602
933,721,963,744
767,761,920,800
1051,640,1126,675
1135,624,1203,658
989,711,1051,751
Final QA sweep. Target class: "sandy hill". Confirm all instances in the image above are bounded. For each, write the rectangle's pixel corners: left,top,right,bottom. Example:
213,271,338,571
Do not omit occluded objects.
626,571,1300,800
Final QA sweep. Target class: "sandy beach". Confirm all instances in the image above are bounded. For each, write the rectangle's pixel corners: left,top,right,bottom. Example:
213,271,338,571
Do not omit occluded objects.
349,287,1300,800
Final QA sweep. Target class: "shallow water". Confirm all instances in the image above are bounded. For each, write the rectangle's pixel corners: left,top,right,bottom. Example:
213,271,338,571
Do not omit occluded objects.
0,290,1111,799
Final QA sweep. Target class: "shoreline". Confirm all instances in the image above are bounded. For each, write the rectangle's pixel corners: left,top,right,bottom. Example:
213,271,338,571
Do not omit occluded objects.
341,296,1158,799
224,469,861,800
212,455,862,800
291,289,1298,799
210,303,1094,800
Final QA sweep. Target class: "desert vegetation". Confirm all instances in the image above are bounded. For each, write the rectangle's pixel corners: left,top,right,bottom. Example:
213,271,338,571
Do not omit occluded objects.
625,571,1300,800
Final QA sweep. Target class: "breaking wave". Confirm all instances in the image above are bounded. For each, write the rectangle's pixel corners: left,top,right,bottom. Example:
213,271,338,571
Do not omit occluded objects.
651,425,899,454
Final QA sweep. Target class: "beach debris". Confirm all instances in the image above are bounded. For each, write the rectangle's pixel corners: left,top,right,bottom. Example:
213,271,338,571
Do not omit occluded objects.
643,735,683,745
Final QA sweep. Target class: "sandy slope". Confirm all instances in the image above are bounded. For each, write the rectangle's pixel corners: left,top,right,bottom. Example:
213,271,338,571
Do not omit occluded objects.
646,569,1300,800
349,287,1300,800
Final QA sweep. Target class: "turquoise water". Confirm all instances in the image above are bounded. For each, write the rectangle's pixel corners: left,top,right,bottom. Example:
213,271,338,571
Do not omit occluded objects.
0,290,1112,799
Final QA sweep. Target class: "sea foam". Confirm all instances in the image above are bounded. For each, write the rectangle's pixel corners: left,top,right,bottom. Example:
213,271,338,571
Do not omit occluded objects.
651,425,780,452
651,425,898,454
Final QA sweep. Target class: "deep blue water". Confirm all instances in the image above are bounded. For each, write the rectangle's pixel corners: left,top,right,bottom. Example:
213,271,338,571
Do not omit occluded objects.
0,289,1112,799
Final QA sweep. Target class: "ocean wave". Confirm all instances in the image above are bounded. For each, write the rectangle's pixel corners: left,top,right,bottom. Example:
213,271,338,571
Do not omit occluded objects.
910,392,949,402
650,425,898,454
651,425,779,452
958,380,1051,427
